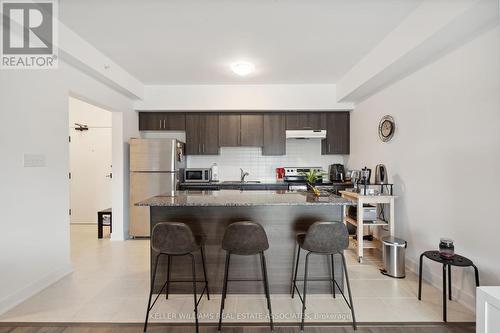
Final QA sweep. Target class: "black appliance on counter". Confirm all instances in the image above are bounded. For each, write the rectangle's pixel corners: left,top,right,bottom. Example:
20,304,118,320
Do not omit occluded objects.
359,167,372,185
329,164,345,182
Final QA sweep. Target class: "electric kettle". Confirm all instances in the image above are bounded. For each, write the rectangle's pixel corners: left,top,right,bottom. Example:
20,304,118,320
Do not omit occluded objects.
375,164,388,184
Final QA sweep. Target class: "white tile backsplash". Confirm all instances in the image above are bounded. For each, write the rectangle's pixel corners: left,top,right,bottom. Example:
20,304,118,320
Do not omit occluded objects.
187,139,345,182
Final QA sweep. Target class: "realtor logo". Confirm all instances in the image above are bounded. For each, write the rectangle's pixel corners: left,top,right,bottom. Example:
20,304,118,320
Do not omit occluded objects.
1,0,58,69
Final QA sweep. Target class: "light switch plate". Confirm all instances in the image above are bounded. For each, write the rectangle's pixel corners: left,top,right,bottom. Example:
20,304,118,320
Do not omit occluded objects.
24,154,46,167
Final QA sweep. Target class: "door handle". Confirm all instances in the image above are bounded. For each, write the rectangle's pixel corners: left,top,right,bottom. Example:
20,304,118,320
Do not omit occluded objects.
106,173,113,179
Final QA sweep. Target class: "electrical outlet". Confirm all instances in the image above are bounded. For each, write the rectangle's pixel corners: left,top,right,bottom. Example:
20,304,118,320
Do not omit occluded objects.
24,154,46,167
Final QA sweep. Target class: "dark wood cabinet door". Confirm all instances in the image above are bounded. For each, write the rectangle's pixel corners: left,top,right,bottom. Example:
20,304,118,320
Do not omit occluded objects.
200,113,219,154
263,113,286,155
286,113,309,130
286,112,326,130
240,114,264,146
159,113,186,130
322,112,350,154
139,112,185,130
185,113,201,155
138,112,162,130
218,114,241,146
308,113,326,130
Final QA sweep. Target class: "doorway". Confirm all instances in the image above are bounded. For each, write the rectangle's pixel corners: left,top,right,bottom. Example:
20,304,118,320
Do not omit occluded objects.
68,97,112,234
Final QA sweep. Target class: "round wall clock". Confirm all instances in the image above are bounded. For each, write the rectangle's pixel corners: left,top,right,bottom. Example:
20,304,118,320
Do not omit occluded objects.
378,115,395,142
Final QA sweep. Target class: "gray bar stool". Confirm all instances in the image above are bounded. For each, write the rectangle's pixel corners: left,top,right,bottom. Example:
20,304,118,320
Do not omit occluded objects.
144,222,210,333
218,221,274,332
291,221,356,331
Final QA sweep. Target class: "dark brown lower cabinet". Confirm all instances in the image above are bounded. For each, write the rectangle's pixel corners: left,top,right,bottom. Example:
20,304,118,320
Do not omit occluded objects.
263,113,286,155
322,112,350,154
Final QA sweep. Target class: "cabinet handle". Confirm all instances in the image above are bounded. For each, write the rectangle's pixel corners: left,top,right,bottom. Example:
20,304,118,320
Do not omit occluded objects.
163,119,166,128
198,144,201,153
328,143,331,153
202,144,205,153
159,119,162,129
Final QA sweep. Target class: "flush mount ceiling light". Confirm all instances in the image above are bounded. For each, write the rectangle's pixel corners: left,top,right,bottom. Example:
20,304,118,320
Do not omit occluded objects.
230,61,255,76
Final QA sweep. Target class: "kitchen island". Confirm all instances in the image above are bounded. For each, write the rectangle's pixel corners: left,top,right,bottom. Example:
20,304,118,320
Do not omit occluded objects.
137,190,352,294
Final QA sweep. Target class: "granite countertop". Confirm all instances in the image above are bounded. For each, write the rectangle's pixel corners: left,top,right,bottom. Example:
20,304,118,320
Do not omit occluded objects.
179,181,289,185
136,190,352,207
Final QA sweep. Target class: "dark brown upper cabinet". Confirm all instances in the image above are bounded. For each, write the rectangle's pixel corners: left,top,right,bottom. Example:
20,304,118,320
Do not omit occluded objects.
138,112,161,130
263,113,286,155
185,113,219,155
321,112,350,154
286,112,326,130
138,112,185,131
218,114,241,146
218,113,264,147
240,114,263,146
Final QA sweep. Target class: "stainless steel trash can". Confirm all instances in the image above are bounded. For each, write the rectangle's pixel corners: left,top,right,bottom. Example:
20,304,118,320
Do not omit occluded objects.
381,236,407,278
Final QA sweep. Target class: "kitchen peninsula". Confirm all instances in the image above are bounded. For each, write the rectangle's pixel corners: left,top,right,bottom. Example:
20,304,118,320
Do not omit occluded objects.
137,190,352,294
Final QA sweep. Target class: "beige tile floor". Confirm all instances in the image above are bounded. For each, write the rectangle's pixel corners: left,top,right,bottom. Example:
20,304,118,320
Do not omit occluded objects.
0,225,475,323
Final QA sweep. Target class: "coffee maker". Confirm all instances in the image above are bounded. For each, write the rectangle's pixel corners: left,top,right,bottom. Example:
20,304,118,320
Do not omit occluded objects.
359,166,371,185
329,164,345,182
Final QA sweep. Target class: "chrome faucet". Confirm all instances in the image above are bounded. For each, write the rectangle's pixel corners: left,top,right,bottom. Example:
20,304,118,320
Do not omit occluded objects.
240,168,249,182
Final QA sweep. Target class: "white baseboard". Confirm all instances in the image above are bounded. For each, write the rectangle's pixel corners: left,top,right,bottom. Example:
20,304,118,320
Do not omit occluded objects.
406,255,476,312
0,262,74,315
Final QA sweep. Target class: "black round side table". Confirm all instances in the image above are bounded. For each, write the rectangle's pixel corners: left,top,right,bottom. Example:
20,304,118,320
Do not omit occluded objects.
418,250,479,322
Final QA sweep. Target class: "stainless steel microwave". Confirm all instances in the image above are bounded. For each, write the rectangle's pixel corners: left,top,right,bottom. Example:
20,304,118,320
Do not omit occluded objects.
184,168,212,182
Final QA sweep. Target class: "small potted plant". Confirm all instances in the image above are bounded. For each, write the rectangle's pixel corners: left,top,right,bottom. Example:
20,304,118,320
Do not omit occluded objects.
300,169,326,196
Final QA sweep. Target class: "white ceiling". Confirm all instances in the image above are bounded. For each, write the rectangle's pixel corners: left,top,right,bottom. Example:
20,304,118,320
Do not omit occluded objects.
59,0,421,85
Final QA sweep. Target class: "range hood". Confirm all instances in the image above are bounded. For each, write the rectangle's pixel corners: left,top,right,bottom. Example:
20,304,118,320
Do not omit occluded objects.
286,130,326,139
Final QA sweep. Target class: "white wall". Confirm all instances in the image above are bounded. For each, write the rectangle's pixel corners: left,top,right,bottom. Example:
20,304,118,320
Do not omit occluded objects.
347,26,500,310
134,84,353,111
0,61,138,314
188,140,344,182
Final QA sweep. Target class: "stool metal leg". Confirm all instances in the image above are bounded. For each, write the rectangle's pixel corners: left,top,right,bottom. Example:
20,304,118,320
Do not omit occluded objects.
218,253,231,331
330,254,336,299
144,253,161,332
300,252,311,333
189,253,199,333
442,264,447,322
165,255,171,299
473,264,480,287
260,252,274,332
448,265,452,301
97,212,103,239
341,252,357,330
200,244,210,300
418,253,424,300
291,245,301,298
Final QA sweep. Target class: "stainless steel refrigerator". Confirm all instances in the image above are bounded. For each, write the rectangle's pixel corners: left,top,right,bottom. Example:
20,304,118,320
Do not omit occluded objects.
129,138,186,237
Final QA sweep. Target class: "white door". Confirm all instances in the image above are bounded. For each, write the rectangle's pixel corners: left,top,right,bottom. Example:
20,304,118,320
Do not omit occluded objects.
69,128,112,223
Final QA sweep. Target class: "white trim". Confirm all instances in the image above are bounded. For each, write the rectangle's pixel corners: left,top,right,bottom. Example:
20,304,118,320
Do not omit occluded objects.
0,263,73,315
